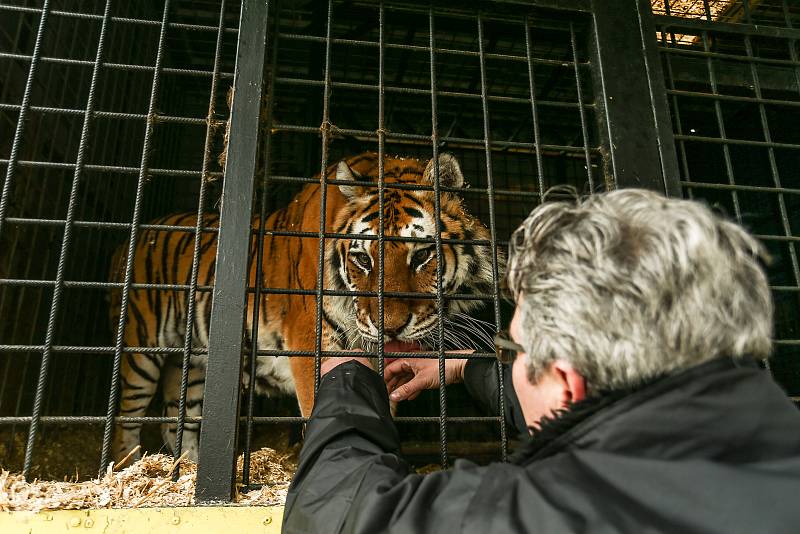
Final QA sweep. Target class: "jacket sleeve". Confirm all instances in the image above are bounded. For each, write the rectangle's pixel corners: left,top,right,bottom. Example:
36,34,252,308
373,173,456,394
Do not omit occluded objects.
282,360,486,534
462,358,528,435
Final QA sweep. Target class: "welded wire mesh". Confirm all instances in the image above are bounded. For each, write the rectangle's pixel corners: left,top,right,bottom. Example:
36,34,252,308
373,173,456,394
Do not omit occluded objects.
0,0,601,489
654,0,800,396
8,0,796,505
231,0,600,485
0,0,238,478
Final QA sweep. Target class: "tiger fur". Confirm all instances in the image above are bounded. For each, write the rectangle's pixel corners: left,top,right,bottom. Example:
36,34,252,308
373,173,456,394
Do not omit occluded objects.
109,152,499,463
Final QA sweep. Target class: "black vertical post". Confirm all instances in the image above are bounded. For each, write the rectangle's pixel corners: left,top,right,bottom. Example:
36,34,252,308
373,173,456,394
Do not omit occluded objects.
589,0,680,196
196,0,271,503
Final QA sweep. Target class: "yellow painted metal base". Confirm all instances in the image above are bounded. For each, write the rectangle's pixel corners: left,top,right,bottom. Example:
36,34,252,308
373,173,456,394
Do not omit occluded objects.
0,506,284,533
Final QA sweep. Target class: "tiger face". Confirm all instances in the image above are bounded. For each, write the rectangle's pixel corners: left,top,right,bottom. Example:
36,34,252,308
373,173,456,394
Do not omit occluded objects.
326,153,499,351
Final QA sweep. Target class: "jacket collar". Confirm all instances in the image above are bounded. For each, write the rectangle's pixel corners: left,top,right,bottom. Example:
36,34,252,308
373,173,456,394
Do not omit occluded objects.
510,356,780,465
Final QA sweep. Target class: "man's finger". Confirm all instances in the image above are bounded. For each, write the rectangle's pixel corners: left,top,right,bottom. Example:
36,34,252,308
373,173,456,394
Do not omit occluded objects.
383,359,411,381
389,375,427,402
388,373,413,394
389,382,412,402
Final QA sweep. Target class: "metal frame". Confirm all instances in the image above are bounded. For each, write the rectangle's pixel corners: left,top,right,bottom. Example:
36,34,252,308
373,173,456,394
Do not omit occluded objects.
195,0,271,502
1,0,796,505
589,0,681,195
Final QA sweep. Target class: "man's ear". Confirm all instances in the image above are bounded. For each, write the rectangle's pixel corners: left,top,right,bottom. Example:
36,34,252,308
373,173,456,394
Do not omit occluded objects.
551,360,587,406
423,153,465,188
335,160,366,200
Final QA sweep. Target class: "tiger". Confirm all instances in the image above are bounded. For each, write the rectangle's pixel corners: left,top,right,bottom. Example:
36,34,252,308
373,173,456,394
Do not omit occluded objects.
109,151,500,463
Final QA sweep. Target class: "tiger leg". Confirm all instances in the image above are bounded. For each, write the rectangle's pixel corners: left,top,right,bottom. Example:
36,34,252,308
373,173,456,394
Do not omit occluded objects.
114,350,164,464
284,317,350,417
284,325,316,418
160,358,205,462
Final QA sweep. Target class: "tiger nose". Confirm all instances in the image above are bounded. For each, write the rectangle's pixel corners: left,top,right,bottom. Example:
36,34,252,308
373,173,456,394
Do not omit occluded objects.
377,302,411,336
382,321,409,339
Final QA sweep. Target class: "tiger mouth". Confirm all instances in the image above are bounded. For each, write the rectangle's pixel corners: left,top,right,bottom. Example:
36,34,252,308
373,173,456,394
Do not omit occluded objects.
357,337,426,363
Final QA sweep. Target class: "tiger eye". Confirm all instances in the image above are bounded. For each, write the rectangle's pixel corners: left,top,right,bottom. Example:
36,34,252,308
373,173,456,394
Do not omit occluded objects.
352,252,372,269
412,248,431,266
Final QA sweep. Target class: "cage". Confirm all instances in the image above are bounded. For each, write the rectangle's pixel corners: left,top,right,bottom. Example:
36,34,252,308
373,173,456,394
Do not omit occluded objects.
0,0,798,507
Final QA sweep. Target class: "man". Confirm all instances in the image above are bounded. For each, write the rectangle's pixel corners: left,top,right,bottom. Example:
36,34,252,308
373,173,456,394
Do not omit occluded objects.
283,189,800,533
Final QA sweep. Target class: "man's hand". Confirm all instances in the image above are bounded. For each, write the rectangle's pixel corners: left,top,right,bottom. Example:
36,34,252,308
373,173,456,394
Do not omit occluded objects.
384,351,473,401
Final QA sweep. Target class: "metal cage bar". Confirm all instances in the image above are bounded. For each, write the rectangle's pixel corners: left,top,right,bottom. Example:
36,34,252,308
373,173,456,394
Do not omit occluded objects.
0,0,51,243
195,0,271,502
523,17,547,204
99,0,173,473
172,0,229,475
376,2,387,377
427,8,449,469
312,0,335,400
589,0,680,194
475,14,508,462
241,2,280,491
21,0,111,478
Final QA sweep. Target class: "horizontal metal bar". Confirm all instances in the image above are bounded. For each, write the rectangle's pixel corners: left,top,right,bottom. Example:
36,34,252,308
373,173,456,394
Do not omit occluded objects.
0,416,200,425
278,32,591,68
666,89,800,109
275,76,593,109
0,345,206,354
659,47,800,69
3,217,501,246
352,0,592,19
0,415,500,425
0,345,502,357
0,4,239,34
0,52,234,79
1,278,794,295
679,181,800,197
267,174,544,198
245,415,502,424
0,159,221,179
673,134,800,151
254,229,495,245
654,14,800,41
3,218,508,247
4,217,220,233
0,102,209,125
0,278,213,292
0,278,494,301
8,341,800,357
244,286,495,300
753,234,800,243
272,122,599,154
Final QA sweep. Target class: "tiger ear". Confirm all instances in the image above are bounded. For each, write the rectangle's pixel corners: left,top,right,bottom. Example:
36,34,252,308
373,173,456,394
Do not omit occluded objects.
336,161,366,200
423,153,465,189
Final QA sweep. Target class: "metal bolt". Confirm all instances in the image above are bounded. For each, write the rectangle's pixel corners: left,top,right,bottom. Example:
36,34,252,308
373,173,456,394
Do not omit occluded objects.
263,516,272,525
69,518,81,527
172,516,181,525
84,518,94,528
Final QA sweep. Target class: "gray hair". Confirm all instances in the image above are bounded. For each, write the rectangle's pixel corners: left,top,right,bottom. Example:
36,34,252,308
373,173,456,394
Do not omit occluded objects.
507,188,773,392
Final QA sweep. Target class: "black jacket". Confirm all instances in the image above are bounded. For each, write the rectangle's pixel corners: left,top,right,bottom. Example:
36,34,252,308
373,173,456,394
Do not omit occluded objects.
283,357,800,533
